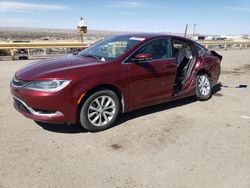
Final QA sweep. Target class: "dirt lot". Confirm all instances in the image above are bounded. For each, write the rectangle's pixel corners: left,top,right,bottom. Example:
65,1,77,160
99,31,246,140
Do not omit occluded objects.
0,50,250,188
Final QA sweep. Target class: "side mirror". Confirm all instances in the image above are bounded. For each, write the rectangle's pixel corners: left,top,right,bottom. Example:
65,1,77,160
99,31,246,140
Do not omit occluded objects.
132,53,153,63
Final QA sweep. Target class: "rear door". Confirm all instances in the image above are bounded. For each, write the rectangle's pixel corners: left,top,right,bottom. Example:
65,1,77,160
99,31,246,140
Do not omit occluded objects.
125,38,177,107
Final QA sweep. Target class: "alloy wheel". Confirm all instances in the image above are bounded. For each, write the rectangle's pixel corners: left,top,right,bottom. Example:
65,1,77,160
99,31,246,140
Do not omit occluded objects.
198,75,211,96
87,95,116,127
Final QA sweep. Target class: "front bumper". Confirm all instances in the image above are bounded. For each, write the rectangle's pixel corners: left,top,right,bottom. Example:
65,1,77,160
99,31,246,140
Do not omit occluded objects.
10,85,78,124
13,96,64,122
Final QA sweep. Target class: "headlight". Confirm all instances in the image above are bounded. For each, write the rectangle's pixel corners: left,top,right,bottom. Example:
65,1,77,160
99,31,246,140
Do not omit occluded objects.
25,80,71,92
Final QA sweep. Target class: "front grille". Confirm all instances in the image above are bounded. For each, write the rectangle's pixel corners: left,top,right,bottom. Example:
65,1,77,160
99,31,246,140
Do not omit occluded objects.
13,98,31,114
12,77,29,87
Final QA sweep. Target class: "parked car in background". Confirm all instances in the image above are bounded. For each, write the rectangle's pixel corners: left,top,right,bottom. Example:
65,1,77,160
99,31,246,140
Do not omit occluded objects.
10,33,222,132
18,53,28,60
16,50,28,60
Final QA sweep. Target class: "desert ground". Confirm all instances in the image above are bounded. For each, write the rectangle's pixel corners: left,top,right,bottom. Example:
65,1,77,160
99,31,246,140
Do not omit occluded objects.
0,49,250,188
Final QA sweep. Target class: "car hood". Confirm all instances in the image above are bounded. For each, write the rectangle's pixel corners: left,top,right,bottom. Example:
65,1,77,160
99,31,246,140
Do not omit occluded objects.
16,54,102,80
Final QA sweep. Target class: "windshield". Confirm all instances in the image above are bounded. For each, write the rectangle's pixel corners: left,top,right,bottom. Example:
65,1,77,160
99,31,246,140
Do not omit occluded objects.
79,35,144,61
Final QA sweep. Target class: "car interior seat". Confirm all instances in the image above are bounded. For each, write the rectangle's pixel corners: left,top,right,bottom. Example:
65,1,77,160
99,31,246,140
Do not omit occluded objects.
176,46,190,79
173,45,194,93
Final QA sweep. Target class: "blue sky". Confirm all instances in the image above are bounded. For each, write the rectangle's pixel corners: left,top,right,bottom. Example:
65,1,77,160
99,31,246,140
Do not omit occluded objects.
0,0,249,35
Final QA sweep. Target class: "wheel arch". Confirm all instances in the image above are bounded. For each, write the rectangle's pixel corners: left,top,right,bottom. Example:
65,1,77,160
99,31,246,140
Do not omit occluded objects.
196,68,211,78
76,84,125,123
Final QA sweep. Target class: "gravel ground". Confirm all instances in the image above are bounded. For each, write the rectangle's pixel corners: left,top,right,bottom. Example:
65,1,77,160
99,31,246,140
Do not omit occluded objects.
0,49,250,188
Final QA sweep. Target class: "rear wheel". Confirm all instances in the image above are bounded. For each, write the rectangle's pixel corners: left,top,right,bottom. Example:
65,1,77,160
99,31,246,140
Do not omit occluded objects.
195,74,212,100
79,90,120,132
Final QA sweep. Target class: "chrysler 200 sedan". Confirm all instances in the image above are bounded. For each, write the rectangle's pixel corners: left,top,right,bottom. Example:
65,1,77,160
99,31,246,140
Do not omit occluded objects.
10,34,222,132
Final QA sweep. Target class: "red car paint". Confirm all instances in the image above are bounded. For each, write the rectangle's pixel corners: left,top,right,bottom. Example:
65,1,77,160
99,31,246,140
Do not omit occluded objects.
10,34,221,124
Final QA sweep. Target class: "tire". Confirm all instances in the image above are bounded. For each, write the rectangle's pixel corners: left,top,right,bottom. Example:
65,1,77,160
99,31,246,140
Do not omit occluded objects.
79,90,120,132
195,74,212,101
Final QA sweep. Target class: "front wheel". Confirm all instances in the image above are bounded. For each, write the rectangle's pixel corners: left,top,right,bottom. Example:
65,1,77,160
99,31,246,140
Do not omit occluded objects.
79,90,120,132
195,74,212,101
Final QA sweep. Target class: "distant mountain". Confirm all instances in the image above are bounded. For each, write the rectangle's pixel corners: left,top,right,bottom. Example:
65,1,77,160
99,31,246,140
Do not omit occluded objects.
0,26,129,35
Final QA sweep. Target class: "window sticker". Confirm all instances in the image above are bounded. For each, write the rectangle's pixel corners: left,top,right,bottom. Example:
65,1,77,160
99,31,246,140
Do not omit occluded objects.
129,37,145,41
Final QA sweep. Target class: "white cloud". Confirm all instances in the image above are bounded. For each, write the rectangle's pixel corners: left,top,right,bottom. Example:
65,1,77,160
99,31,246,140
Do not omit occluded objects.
0,1,69,12
0,18,43,27
108,1,148,8
226,6,250,12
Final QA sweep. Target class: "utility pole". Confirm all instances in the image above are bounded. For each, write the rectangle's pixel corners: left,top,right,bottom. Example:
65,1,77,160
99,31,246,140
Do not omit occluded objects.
193,24,197,39
184,24,188,38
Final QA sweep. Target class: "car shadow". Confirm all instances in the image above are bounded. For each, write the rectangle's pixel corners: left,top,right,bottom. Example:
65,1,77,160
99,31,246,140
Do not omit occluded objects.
35,121,87,134
212,83,222,94
115,96,197,126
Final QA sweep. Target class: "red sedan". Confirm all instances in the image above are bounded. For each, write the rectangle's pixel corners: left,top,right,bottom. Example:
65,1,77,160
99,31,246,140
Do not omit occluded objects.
10,34,222,132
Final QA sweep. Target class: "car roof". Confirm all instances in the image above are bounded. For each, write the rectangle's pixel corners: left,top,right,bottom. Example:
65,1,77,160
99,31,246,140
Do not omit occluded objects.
116,33,193,42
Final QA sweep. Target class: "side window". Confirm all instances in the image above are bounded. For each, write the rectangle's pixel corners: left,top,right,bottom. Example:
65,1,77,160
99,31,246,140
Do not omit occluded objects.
194,43,206,57
127,39,172,62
